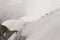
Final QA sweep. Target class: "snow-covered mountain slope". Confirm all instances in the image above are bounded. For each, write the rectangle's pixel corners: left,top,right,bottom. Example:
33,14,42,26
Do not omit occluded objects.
21,8,60,40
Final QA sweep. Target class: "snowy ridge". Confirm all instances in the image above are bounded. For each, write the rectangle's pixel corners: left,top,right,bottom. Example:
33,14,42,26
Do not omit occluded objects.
22,7,60,37
22,8,60,40
41,8,60,19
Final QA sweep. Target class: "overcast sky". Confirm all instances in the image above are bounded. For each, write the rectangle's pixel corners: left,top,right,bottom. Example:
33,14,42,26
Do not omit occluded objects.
0,0,60,22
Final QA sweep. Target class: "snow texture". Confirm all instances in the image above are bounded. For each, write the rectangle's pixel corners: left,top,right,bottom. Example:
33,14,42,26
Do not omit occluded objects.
15,8,60,40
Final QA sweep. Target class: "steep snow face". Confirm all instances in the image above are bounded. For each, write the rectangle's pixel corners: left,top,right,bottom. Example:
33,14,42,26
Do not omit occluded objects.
1,19,26,31
1,19,26,40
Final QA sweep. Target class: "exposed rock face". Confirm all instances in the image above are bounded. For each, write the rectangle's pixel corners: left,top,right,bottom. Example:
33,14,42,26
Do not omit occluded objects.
0,24,18,40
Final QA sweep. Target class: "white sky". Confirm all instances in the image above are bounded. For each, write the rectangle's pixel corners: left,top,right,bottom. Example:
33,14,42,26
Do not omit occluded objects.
23,0,60,22
0,0,60,22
